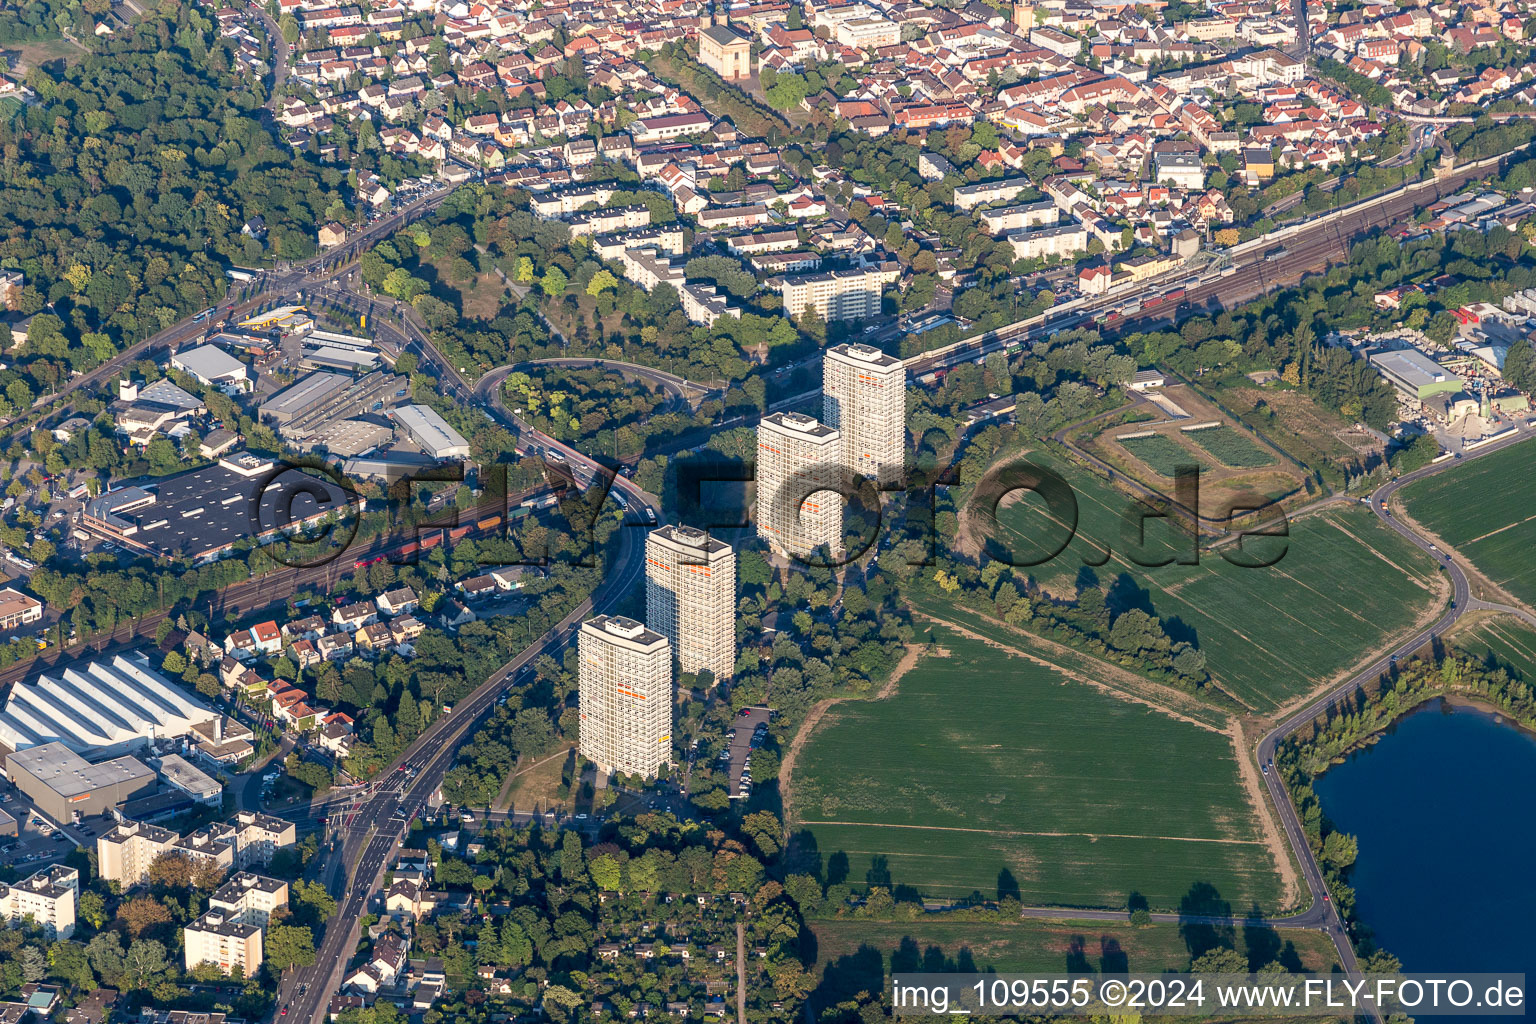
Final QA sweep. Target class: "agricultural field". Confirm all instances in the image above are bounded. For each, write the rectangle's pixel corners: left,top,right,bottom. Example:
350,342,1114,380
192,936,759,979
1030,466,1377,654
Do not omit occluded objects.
1184,425,1276,469
1454,615,1536,683
789,625,1285,911
979,454,1444,710
1117,432,1206,477
1399,440,1536,607
812,918,1342,983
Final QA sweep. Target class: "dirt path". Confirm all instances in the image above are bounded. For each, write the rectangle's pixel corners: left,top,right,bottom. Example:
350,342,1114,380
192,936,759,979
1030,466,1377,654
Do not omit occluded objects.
778,643,927,833
1226,718,1301,909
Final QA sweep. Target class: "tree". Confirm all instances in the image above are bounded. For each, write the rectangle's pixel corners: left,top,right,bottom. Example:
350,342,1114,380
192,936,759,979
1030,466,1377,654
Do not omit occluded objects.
585,269,617,297
117,898,171,938
1191,947,1248,973
121,939,170,991
79,890,109,929
264,925,318,972
541,266,568,298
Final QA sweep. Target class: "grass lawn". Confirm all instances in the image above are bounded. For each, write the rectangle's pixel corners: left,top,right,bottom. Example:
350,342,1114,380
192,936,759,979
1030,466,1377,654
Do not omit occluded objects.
811,917,1342,981
1455,615,1536,682
496,748,572,814
1399,439,1536,607
1184,425,1276,469
1118,433,1206,477
790,625,1283,911
986,455,1443,711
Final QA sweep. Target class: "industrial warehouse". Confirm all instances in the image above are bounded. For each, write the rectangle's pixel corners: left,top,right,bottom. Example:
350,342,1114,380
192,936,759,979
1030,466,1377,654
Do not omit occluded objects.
79,450,357,562
0,652,219,758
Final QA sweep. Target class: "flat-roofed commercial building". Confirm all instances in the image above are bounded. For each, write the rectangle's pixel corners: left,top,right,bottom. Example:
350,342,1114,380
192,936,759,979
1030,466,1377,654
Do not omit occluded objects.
391,404,470,460
0,589,42,631
756,412,843,560
0,865,78,939
184,911,263,976
97,820,178,888
1369,349,1463,400
578,616,671,779
152,754,221,805
645,527,736,684
5,743,157,822
824,343,907,488
81,454,356,563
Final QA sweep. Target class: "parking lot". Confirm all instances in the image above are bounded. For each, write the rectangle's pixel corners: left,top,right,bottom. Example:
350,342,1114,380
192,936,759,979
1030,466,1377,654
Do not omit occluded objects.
0,785,95,869
718,707,770,801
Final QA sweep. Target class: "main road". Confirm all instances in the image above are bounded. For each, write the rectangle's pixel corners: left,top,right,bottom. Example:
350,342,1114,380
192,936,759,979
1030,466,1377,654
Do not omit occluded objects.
1248,428,1536,1016
279,449,659,1024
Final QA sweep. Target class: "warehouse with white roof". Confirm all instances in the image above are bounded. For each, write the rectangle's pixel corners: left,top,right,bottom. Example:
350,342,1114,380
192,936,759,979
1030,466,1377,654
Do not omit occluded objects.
391,404,470,459
0,653,218,759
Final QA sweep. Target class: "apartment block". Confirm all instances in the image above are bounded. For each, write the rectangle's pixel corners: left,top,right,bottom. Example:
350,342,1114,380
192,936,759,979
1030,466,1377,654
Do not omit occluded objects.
774,264,900,323
0,865,77,939
756,412,844,560
209,872,289,929
578,616,672,779
97,820,178,889
646,526,736,684
231,810,297,869
824,344,907,488
184,911,263,976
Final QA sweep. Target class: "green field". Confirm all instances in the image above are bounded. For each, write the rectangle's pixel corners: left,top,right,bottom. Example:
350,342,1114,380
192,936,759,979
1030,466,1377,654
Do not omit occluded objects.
1184,425,1275,469
1400,440,1536,606
1455,616,1536,682
1117,433,1206,477
791,626,1283,911
812,918,1342,981
985,455,1443,710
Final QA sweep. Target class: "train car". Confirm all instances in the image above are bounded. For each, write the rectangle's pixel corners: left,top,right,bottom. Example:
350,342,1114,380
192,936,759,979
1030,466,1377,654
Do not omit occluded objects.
449,524,472,542
476,516,502,531
508,506,532,521
1165,287,1185,302
421,533,444,550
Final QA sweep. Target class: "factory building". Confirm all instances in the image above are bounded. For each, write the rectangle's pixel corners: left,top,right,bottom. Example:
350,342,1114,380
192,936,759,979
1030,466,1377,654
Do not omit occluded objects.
390,404,471,460
0,653,217,758
4,743,157,822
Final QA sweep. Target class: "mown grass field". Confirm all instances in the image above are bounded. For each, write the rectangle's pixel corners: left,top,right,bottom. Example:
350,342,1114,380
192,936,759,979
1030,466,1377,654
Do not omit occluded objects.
1399,440,1536,607
812,918,1342,980
1118,433,1206,477
1185,425,1275,469
1455,616,1536,682
985,455,1443,711
790,626,1283,911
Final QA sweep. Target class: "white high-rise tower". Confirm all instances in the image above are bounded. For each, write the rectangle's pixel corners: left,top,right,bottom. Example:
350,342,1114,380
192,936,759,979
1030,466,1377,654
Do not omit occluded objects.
823,342,907,488
577,615,672,779
756,412,844,560
646,526,736,684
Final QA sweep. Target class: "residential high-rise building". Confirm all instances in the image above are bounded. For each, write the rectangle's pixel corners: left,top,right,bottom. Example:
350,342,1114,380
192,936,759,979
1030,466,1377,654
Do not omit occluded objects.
578,616,672,779
209,872,289,930
0,865,77,939
646,526,736,684
97,820,178,889
824,343,907,488
757,412,844,560
184,911,263,976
